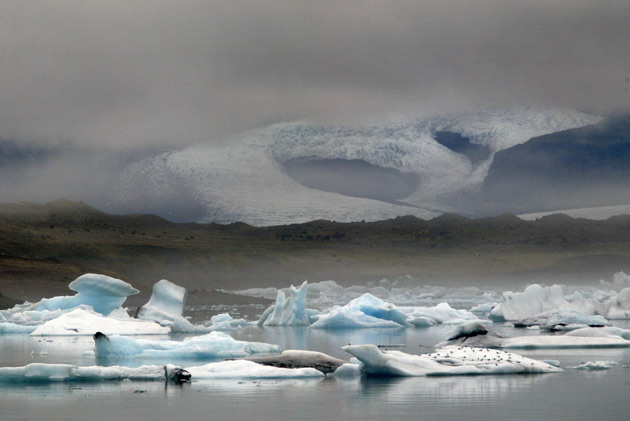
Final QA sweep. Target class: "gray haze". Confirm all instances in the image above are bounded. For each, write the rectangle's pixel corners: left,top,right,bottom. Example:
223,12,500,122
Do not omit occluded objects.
1,1,629,219
1,1,629,152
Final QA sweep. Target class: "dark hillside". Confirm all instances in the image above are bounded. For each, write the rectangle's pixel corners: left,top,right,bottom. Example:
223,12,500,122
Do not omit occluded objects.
2,200,630,302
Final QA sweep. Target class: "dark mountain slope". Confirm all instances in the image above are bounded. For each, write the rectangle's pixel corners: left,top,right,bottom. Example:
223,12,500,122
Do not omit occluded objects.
481,115,630,213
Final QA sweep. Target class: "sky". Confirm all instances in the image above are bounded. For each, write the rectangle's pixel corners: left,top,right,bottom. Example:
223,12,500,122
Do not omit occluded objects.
1,1,629,152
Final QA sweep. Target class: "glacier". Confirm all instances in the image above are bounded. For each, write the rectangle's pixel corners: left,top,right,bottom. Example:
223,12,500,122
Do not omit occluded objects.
343,344,561,376
117,107,600,225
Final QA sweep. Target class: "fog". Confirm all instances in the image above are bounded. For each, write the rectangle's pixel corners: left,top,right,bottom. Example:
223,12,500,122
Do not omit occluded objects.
1,1,629,220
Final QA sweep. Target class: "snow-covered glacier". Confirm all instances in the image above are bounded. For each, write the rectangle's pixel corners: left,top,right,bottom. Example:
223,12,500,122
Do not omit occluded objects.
117,107,600,225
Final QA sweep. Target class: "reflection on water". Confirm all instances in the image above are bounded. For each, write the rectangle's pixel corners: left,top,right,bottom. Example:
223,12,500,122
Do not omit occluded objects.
1,324,630,420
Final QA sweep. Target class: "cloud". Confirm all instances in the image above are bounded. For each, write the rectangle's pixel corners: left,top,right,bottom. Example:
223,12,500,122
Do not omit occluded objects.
0,1,629,151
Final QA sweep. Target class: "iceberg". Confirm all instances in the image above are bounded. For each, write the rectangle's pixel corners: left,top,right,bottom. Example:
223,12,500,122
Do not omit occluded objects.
205,313,254,331
512,309,610,330
135,279,187,323
30,307,169,336
0,363,171,383
310,308,405,329
439,322,630,349
244,350,346,374
489,284,598,322
603,287,630,319
343,344,561,377
570,361,618,370
0,274,141,332
258,281,312,326
29,274,138,316
401,303,478,326
436,321,508,348
93,331,280,361
186,360,324,379
0,361,320,383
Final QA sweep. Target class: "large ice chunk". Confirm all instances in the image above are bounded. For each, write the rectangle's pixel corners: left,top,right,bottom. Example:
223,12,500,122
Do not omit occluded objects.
0,363,169,383
489,284,597,321
604,287,630,319
30,308,169,336
244,350,346,374
5,274,139,317
258,281,311,326
512,309,610,330
135,279,187,323
343,345,561,376
93,331,280,361
186,360,324,379
438,322,630,349
402,303,478,326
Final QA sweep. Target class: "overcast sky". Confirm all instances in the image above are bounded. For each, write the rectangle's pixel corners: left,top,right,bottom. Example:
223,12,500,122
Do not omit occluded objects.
1,1,629,151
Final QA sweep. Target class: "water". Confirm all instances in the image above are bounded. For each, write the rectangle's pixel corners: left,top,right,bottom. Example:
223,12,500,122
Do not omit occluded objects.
1,321,630,420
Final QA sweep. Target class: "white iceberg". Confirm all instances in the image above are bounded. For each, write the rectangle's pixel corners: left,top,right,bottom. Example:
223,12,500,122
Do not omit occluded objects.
205,313,255,331
258,281,312,326
603,287,630,319
401,303,478,326
343,344,561,376
135,279,187,323
93,331,280,361
570,361,618,370
0,363,171,383
489,284,598,322
186,360,324,379
30,307,169,336
0,360,320,383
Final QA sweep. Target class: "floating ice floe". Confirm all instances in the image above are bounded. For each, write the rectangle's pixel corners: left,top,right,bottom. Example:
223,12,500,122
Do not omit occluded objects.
244,350,347,374
93,331,279,361
0,361,322,383
187,360,324,379
30,307,169,336
343,344,561,377
0,363,175,383
570,361,619,371
204,313,254,331
439,321,630,349
512,309,610,330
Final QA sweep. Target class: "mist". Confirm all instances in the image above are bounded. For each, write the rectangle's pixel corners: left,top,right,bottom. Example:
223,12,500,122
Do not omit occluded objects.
1,2,629,220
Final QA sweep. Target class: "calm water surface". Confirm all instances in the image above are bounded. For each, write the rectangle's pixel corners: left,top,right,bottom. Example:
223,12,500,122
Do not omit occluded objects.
1,323,630,420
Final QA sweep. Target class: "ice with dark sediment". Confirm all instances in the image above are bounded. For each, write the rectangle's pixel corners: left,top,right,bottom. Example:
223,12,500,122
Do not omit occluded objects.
438,321,630,349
